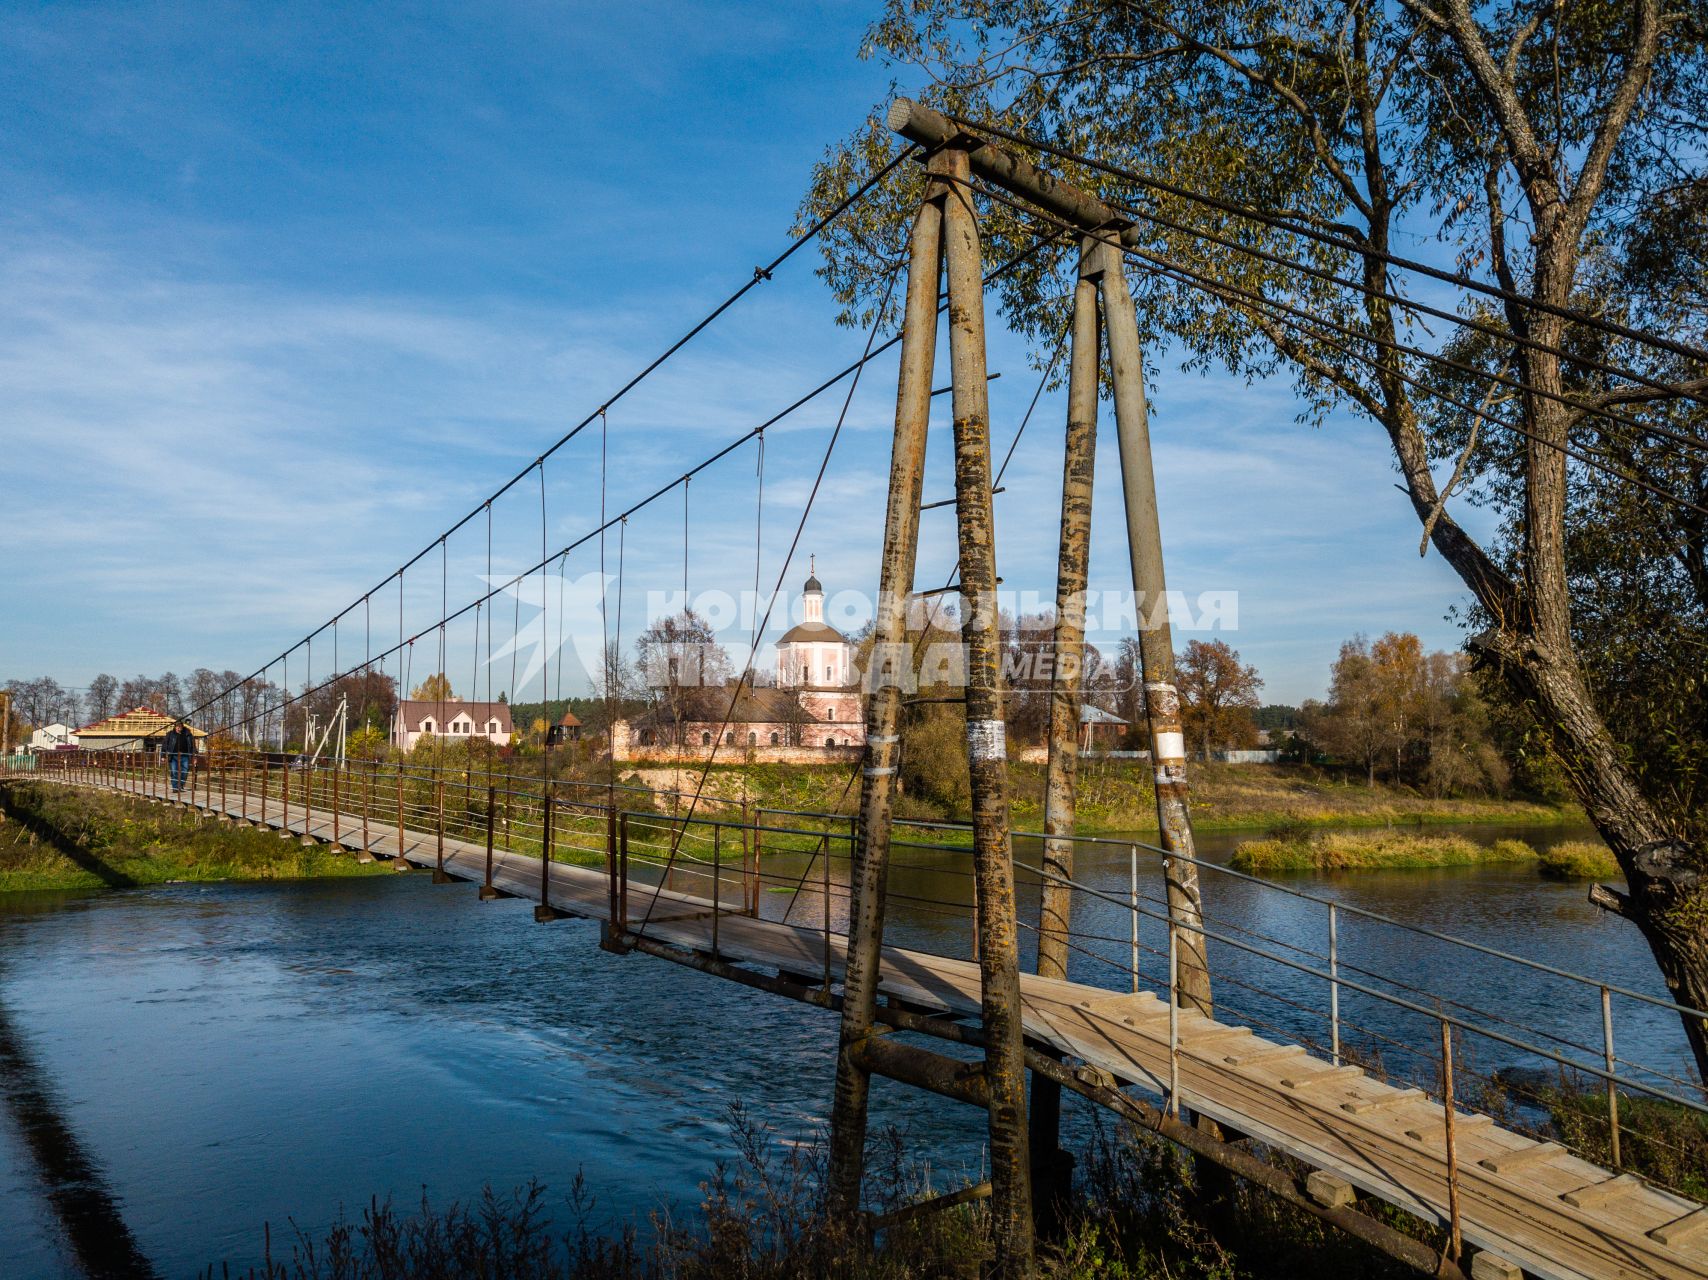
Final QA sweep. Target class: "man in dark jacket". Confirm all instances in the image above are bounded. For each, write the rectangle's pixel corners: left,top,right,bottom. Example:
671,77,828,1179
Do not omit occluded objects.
163,721,194,793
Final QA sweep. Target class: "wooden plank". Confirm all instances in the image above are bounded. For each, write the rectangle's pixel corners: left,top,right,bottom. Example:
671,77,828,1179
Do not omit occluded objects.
1223,1043,1306,1067
1280,1065,1364,1091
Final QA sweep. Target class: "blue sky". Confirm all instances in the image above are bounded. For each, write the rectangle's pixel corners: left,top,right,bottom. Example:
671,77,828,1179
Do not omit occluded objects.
0,1,1485,710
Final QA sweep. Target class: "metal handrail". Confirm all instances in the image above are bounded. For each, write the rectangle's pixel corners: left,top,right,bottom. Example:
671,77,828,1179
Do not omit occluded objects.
1014,853,1708,1117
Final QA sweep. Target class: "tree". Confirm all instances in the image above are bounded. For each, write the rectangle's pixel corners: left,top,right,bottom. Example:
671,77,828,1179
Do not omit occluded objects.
85,673,118,723
635,610,731,744
1369,632,1427,781
1308,637,1394,786
802,0,1708,1076
411,673,454,702
1175,640,1263,760
1254,704,1300,732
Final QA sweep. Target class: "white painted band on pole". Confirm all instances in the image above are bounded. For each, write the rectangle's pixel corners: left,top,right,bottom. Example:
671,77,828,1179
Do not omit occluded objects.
966,718,1007,762
863,765,897,777
868,734,899,746
1154,730,1186,760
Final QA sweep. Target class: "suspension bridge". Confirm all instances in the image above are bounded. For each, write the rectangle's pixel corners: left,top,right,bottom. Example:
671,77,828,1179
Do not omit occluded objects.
8,99,1707,1280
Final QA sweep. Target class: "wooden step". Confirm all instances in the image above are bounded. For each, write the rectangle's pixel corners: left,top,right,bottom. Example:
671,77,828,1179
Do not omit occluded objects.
1280,1064,1364,1091
1649,1207,1708,1249
1224,1043,1306,1067
1341,1087,1424,1115
1182,1026,1257,1054
1562,1173,1646,1211
1404,1112,1492,1144
1478,1141,1566,1175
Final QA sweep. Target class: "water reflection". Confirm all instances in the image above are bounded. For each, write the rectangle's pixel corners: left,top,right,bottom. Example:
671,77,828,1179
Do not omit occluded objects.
0,973,158,1277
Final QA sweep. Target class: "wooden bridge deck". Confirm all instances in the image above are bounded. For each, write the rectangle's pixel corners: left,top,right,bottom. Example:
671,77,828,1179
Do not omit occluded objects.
71,775,1708,1280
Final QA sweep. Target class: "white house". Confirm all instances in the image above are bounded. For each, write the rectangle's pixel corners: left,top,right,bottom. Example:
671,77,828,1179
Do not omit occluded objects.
28,723,78,752
391,699,513,751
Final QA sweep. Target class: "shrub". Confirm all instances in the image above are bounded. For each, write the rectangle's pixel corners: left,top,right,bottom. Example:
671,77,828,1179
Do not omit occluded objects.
900,713,971,816
1489,838,1538,861
1537,840,1621,880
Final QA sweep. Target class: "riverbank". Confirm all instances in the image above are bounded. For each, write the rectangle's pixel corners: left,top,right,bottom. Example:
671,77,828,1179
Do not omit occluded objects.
0,780,387,893
627,760,1576,835
1229,830,1622,878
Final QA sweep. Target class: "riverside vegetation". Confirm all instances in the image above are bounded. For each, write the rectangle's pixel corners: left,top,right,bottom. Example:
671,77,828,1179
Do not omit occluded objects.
0,781,388,892
0,759,1581,894
625,759,1575,836
209,1092,1704,1280
1230,828,1620,878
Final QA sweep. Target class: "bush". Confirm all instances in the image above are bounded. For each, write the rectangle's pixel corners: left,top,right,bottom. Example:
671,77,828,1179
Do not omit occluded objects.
212,1108,1432,1280
1537,840,1621,880
1489,838,1538,861
900,713,971,816
1541,1085,1708,1200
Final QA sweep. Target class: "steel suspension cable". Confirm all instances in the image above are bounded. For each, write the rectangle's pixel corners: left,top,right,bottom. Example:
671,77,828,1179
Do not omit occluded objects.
969,181,1708,518
940,108,1708,367
196,228,1068,745
183,144,923,728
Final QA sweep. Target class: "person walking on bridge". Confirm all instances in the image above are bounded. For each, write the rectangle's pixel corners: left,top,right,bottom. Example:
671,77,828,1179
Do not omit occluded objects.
163,721,194,794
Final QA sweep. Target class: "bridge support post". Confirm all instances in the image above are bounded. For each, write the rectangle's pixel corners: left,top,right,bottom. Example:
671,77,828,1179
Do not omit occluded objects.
827,145,947,1224
940,140,1035,1274
357,763,373,862
480,785,500,898
433,777,451,883
830,136,1037,1278
535,788,567,921
394,767,409,869
1028,234,1102,1237
1090,235,1213,1017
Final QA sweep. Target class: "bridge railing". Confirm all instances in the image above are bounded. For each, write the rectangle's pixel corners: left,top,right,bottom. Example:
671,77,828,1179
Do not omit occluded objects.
1006,830,1708,1203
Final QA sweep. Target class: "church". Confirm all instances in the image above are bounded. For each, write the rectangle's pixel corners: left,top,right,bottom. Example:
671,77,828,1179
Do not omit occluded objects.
614,565,867,759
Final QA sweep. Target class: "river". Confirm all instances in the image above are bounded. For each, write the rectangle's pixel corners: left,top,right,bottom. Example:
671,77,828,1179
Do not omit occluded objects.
0,821,1692,1277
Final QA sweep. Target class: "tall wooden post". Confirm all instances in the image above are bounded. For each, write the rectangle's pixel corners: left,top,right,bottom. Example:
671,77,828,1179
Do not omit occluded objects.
1028,236,1102,1228
941,142,1034,1270
828,148,948,1215
1091,237,1211,1014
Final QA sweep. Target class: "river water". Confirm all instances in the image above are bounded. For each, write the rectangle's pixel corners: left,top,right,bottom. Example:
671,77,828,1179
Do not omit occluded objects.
0,821,1693,1277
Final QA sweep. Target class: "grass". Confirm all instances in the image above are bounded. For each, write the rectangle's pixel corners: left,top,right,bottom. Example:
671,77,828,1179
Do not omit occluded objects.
1538,839,1622,880
0,781,388,893
1229,826,1627,880
1230,830,1542,873
624,760,1576,837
